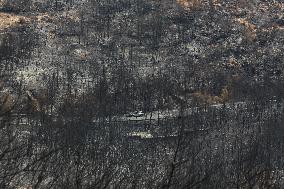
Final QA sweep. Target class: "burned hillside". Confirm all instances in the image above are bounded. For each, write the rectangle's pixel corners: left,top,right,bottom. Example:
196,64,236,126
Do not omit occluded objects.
0,0,284,188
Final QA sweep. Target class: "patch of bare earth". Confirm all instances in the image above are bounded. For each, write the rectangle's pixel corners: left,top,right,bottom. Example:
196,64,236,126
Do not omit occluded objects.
176,0,221,10
0,12,30,30
176,0,203,10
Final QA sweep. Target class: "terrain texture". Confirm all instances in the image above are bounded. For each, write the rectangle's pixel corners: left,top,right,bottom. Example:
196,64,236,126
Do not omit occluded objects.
0,0,284,188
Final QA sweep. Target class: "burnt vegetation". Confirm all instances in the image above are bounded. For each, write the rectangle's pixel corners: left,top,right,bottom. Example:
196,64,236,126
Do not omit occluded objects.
0,0,284,188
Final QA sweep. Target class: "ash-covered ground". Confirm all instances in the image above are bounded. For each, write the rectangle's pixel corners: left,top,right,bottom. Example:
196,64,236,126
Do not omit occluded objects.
0,0,284,188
